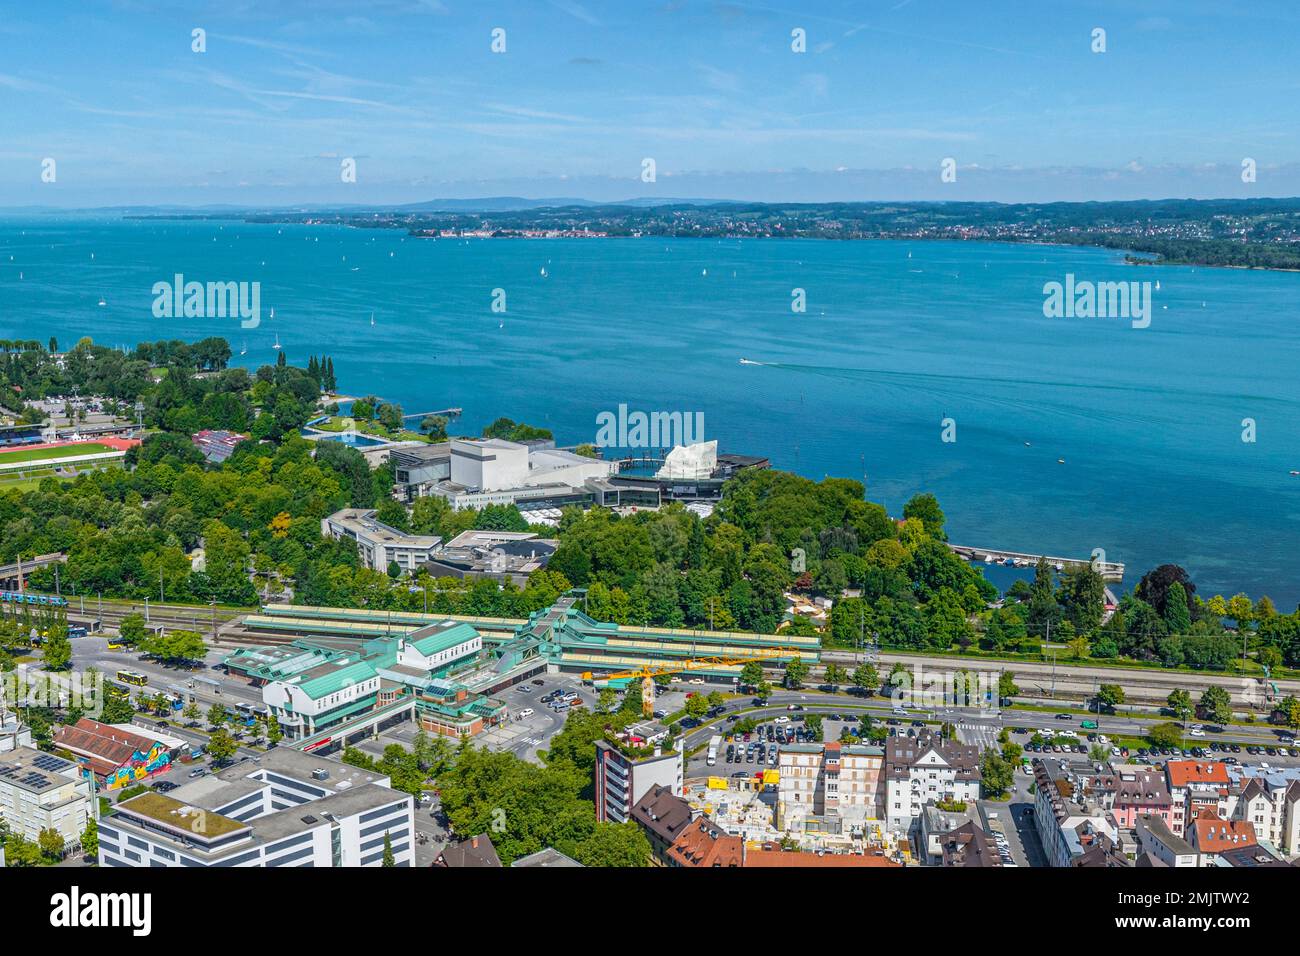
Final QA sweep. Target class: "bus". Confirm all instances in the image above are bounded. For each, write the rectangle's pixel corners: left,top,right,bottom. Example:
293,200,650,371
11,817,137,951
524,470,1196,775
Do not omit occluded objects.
107,641,126,651
116,670,148,687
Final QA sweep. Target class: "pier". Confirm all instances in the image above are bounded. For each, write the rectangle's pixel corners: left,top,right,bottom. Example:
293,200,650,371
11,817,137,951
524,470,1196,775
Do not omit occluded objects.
947,544,1125,582
402,407,462,419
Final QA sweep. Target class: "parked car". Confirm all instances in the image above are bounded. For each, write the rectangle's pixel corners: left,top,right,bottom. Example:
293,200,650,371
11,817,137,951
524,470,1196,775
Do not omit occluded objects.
517,708,534,719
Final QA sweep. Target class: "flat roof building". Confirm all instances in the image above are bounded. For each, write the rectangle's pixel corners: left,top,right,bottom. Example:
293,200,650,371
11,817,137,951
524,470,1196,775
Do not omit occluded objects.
0,747,92,851
98,749,414,868
321,508,442,574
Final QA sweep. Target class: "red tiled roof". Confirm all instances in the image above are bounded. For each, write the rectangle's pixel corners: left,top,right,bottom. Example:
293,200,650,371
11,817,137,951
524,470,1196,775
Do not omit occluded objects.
1193,815,1257,854
54,717,156,769
1166,760,1230,788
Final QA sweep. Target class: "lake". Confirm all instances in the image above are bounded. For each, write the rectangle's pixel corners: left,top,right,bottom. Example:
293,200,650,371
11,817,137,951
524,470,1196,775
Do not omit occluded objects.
2,216,1298,606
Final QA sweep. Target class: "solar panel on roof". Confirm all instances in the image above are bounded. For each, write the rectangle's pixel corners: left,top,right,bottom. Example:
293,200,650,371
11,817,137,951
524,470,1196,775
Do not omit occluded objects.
33,754,71,771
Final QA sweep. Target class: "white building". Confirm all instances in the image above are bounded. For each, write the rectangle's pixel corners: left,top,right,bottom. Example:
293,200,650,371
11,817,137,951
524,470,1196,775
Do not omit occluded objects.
594,738,684,824
431,438,616,510
1229,766,1300,855
98,749,414,867
320,508,442,573
0,747,92,850
656,440,717,480
883,731,981,833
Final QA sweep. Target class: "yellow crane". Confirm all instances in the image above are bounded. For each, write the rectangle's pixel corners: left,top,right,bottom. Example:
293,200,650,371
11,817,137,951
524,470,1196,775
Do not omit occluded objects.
582,647,810,718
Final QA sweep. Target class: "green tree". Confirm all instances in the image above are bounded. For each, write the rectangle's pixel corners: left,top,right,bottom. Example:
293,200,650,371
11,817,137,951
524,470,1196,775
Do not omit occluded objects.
998,671,1019,700
851,663,879,696
1199,686,1233,725
573,821,652,867
823,662,847,691
1147,722,1186,749
38,827,65,861
739,660,764,689
1167,689,1193,721
42,629,72,671
79,816,98,860
1164,582,1192,633
118,613,147,646
382,832,395,867
979,748,1015,798
207,703,228,729
1094,684,1125,711
207,728,237,764
783,657,809,689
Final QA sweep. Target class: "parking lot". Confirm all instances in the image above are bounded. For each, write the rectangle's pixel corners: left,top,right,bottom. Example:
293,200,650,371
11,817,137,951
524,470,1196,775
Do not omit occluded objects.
355,671,595,765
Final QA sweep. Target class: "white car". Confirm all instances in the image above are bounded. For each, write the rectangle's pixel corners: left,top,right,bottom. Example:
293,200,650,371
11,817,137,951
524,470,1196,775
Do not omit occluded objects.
774,716,790,724
517,708,534,719
1190,729,1205,737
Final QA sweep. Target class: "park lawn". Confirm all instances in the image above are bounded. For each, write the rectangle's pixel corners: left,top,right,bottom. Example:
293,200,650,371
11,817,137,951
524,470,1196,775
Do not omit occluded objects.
0,442,113,464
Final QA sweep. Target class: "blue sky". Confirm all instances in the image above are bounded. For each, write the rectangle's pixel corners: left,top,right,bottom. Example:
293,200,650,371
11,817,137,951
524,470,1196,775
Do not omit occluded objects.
3,0,1300,206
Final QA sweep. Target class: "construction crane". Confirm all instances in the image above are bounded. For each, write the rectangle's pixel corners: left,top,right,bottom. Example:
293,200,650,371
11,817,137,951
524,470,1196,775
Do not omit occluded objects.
582,647,810,718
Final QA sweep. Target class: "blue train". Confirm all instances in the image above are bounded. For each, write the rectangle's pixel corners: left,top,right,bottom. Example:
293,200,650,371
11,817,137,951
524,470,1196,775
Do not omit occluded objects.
0,590,69,608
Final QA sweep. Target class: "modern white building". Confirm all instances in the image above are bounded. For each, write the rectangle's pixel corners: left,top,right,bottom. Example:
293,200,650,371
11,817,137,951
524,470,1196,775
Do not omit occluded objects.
98,749,414,867
430,438,616,510
594,738,684,824
320,508,442,573
0,747,92,850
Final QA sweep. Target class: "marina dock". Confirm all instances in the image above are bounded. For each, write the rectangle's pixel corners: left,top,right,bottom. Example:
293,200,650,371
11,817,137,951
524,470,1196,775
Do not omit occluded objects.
947,543,1125,582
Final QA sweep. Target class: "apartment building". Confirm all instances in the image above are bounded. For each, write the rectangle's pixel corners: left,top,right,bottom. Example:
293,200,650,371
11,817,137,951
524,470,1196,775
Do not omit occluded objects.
777,741,883,836
883,731,980,832
594,738,684,824
1164,760,1231,835
1228,767,1300,855
0,747,92,850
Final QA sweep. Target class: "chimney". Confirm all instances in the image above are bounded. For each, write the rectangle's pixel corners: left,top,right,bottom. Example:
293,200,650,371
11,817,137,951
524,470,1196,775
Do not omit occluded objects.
471,836,479,849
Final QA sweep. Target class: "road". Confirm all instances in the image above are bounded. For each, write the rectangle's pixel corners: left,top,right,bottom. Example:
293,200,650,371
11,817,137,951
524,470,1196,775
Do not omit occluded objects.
678,685,1300,775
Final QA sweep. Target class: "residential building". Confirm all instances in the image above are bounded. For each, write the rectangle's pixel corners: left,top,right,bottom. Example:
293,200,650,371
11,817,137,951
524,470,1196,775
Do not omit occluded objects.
320,508,443,574
98,749,414,867
1189,813,1257,866
594,738,684,824
0,747,92,850
665,817,743,867
937,820,1001,868
1135,813,1198,868
52,718,177,790
1031,758,1123,867
0,708,33,754
919,804,981,865
777,741,883,837
1090,765,1174,830
631,784,695,865
1164,759,1232,834
883,731,980,832
1228,766,1300,854
435,833,502,868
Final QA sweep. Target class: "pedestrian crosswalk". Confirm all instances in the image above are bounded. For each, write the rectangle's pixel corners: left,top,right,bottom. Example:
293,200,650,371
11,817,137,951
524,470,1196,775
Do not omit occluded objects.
956,722,1001,751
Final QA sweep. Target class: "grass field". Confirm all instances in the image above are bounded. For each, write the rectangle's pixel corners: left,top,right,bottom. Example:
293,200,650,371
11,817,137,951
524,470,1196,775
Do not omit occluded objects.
0,442,114,464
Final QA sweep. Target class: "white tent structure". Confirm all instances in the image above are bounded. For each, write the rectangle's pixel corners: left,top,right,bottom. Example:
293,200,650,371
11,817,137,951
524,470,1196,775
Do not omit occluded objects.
656,440,717,480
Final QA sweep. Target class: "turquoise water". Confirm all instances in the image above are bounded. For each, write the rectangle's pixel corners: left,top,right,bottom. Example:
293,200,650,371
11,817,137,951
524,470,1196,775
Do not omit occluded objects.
2,216,1299,606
